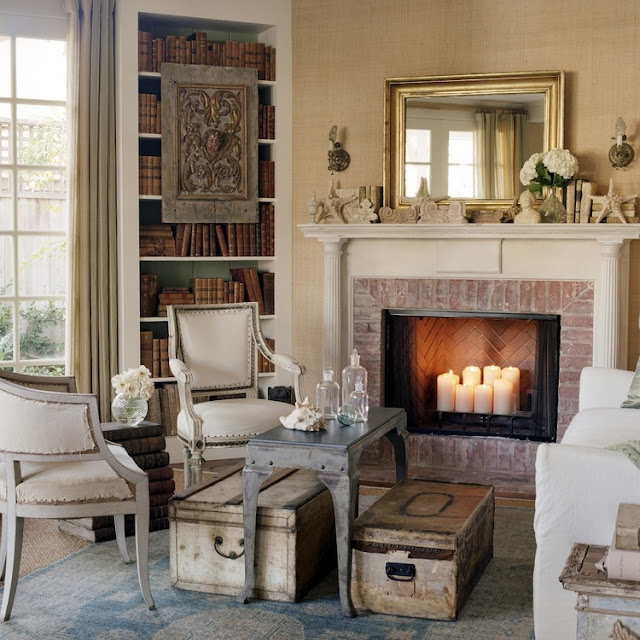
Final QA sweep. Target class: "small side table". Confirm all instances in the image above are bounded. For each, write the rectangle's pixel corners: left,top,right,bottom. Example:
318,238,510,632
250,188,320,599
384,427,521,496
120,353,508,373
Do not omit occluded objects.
560,543,640,639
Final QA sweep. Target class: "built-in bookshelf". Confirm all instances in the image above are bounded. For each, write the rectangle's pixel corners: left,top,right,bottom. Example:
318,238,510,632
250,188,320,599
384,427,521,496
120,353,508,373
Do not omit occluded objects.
116,1,293,458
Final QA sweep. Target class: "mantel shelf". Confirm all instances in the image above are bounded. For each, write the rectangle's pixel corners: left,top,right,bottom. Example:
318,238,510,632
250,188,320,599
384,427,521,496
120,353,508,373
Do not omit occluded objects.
298,223,640,243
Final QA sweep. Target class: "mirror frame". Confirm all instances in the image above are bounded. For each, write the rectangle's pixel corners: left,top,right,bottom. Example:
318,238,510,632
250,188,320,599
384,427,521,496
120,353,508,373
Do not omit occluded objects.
384,70,565,211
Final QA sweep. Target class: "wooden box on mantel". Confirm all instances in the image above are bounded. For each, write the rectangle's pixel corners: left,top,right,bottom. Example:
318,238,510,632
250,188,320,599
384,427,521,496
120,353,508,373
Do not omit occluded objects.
350,479,494,620
169,468,336,601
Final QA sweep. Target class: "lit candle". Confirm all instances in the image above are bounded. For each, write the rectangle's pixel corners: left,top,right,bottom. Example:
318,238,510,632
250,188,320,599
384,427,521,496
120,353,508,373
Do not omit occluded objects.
437,371,458,411
501,366,521,411
462,365,481,387
474,384,493,413
455,384,474,413
483,365,502,387
493,378,514,415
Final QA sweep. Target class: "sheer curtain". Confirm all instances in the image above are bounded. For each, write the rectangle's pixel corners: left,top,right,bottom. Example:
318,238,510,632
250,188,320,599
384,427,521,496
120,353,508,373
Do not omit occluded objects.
474,109,527,199
64,0,118,419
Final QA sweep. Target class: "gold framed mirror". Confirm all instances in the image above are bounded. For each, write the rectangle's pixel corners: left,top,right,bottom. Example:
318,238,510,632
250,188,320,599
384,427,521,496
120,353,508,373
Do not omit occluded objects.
384,71,564,211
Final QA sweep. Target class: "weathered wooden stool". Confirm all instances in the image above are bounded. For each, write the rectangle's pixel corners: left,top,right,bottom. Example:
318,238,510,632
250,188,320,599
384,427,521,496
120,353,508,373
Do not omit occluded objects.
169,467,335,601
350,479,494,620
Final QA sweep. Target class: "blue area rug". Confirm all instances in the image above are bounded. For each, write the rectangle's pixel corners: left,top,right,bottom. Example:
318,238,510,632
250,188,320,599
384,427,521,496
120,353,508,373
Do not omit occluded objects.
1,506,534,639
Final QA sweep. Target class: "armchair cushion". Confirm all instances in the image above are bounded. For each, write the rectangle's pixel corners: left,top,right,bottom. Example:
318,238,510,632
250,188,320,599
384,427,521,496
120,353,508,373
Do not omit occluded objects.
0,445,137,504
177,398,288,441
561,408,640,447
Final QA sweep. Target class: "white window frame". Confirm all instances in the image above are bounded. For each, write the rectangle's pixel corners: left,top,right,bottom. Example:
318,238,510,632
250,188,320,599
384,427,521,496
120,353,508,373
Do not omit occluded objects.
0,6,68,375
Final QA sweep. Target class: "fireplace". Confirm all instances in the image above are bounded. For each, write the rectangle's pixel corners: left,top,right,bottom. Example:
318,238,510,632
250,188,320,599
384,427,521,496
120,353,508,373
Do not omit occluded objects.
384,310,560,441
299,223,640,496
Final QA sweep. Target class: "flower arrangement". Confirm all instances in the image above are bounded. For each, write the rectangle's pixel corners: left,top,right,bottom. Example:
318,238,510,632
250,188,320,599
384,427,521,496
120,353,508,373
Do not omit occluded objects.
111,365,155,400
520,148,579,192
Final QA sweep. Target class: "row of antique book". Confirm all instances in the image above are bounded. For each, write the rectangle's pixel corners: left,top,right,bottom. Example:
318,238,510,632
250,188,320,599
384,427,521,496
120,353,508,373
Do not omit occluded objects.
138,158,275,198
140,332,276,381
141,268,275,317
138,31,276,81
138,94,275,140
58,421,173,542
140,207,275,258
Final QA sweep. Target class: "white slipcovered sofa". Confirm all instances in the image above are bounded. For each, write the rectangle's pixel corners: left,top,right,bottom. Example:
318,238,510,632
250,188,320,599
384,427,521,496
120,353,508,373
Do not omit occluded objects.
534,366,640,640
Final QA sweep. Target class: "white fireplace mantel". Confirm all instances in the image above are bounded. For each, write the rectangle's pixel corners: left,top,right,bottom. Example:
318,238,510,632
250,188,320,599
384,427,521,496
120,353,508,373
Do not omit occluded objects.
299,223,640,377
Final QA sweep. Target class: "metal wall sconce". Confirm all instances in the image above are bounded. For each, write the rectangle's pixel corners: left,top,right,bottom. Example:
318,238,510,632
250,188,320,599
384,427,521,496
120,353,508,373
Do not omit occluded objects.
328,125,350,172
609,117,634,169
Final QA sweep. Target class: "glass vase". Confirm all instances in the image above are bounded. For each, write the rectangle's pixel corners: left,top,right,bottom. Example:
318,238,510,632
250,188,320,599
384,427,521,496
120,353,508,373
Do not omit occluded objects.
539,189,567,223
111,393,148,426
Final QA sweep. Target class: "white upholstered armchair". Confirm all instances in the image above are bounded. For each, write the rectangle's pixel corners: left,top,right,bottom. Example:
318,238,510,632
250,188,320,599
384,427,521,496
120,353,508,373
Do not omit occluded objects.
0,377,155,620
167,302,306,487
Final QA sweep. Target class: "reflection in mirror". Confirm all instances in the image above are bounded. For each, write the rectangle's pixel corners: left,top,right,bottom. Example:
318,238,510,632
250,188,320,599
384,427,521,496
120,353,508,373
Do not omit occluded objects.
385,72,564,212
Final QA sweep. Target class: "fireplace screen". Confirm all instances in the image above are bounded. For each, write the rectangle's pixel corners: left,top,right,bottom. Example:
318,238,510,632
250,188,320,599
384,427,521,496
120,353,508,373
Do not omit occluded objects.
384,310,560,441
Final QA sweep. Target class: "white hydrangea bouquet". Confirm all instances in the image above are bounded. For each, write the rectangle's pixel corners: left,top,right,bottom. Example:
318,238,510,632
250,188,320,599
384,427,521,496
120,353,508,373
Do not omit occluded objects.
111,365,155,400
520,148,579,192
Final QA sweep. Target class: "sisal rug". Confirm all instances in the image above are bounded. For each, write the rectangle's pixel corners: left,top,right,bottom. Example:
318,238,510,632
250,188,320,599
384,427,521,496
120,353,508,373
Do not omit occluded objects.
0,505,535,639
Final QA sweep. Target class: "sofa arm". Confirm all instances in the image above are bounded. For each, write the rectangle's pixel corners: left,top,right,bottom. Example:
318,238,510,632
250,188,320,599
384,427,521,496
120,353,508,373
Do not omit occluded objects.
534,442,640,640
578,366,634,410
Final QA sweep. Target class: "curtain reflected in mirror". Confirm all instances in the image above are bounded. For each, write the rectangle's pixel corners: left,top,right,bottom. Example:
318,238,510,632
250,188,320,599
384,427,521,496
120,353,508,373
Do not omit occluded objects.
474,109,527,200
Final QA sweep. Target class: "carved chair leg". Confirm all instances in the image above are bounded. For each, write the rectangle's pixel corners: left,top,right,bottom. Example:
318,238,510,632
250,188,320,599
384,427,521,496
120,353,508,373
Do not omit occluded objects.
114,514,132,564
1,513,24,622
134,499,155,610
183,445,192,488
0,514,6,580
189,452,204,486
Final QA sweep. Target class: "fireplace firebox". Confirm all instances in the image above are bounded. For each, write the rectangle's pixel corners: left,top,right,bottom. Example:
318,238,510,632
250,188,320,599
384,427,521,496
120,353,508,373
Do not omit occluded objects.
384,310,560,441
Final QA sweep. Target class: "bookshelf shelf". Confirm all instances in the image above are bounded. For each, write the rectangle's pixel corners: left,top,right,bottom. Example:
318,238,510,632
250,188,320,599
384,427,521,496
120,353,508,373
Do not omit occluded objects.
139,256,276,262
118,1,292,450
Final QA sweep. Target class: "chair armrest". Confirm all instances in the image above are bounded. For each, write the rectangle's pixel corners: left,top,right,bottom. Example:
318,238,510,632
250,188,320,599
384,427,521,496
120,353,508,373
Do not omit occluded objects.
168,358,203,440
579,366,634,410
255,338,307,403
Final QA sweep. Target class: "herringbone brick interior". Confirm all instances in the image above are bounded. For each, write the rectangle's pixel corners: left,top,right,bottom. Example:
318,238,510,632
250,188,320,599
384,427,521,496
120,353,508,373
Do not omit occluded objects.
388,316,536,418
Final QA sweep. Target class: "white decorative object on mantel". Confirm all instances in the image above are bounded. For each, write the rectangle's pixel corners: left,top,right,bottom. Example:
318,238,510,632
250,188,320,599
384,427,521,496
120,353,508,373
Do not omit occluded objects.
279,397,326,431
311,180,379,224
589,178,637,224
379,205,419,223
418,200,468,224
514,190,542,224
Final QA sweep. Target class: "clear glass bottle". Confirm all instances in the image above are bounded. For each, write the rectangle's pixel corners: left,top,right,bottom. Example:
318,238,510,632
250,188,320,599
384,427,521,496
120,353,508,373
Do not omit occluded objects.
349,377,369,422
316,367,340,420
341,348,368,405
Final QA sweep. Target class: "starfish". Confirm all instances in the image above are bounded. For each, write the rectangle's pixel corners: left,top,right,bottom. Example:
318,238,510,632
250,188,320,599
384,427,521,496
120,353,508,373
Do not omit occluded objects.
588,178,637,224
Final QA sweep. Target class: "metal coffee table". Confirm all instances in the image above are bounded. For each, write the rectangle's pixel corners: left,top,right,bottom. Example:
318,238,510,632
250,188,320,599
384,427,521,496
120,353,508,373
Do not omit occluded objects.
237,406,408,617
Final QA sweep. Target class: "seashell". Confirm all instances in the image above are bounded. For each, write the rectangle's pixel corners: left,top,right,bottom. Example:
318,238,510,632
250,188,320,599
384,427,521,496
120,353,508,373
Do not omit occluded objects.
279,397,326,431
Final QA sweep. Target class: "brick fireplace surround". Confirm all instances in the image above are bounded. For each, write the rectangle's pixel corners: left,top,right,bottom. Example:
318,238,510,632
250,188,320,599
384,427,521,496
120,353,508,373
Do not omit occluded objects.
300,224,640,497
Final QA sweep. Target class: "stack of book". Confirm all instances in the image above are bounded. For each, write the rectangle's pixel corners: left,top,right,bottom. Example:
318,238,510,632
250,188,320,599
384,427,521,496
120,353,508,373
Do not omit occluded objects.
138,30,276,81
259,104,275,139
140,273,158,317
192,278,246,304
157,287,195,316
138,93,161,134
59,421,173,542
140,225,176,257
139,156,161,195
258,160,275,198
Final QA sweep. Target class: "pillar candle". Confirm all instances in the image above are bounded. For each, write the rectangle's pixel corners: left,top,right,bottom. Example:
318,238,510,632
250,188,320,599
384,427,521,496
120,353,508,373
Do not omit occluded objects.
483,365,502,386
455,384,474,413
474,384,493,413
437,372,458,411
493,377,514,415
462,365,481,387
501,366,521,411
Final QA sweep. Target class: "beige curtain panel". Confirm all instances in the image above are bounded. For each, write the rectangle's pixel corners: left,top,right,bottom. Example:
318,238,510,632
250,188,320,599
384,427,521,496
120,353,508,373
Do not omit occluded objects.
64,0,118,420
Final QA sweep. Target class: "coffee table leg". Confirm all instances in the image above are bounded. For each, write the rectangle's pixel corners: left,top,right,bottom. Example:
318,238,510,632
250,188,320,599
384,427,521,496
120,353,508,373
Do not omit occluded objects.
385,427,408,481
237,465,273,604
318,470,359,617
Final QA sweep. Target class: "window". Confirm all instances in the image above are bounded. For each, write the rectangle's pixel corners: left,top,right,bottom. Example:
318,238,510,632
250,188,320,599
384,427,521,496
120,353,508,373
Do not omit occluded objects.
405,107,475,198
0,17,68,375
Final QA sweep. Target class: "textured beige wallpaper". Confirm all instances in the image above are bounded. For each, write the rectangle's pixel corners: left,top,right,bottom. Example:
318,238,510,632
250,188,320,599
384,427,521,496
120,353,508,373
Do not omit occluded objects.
292,0,640,388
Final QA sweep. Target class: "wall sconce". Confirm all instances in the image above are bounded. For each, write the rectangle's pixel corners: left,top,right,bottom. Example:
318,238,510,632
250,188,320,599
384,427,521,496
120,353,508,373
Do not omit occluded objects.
328,125,350,172
609,117,634,169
